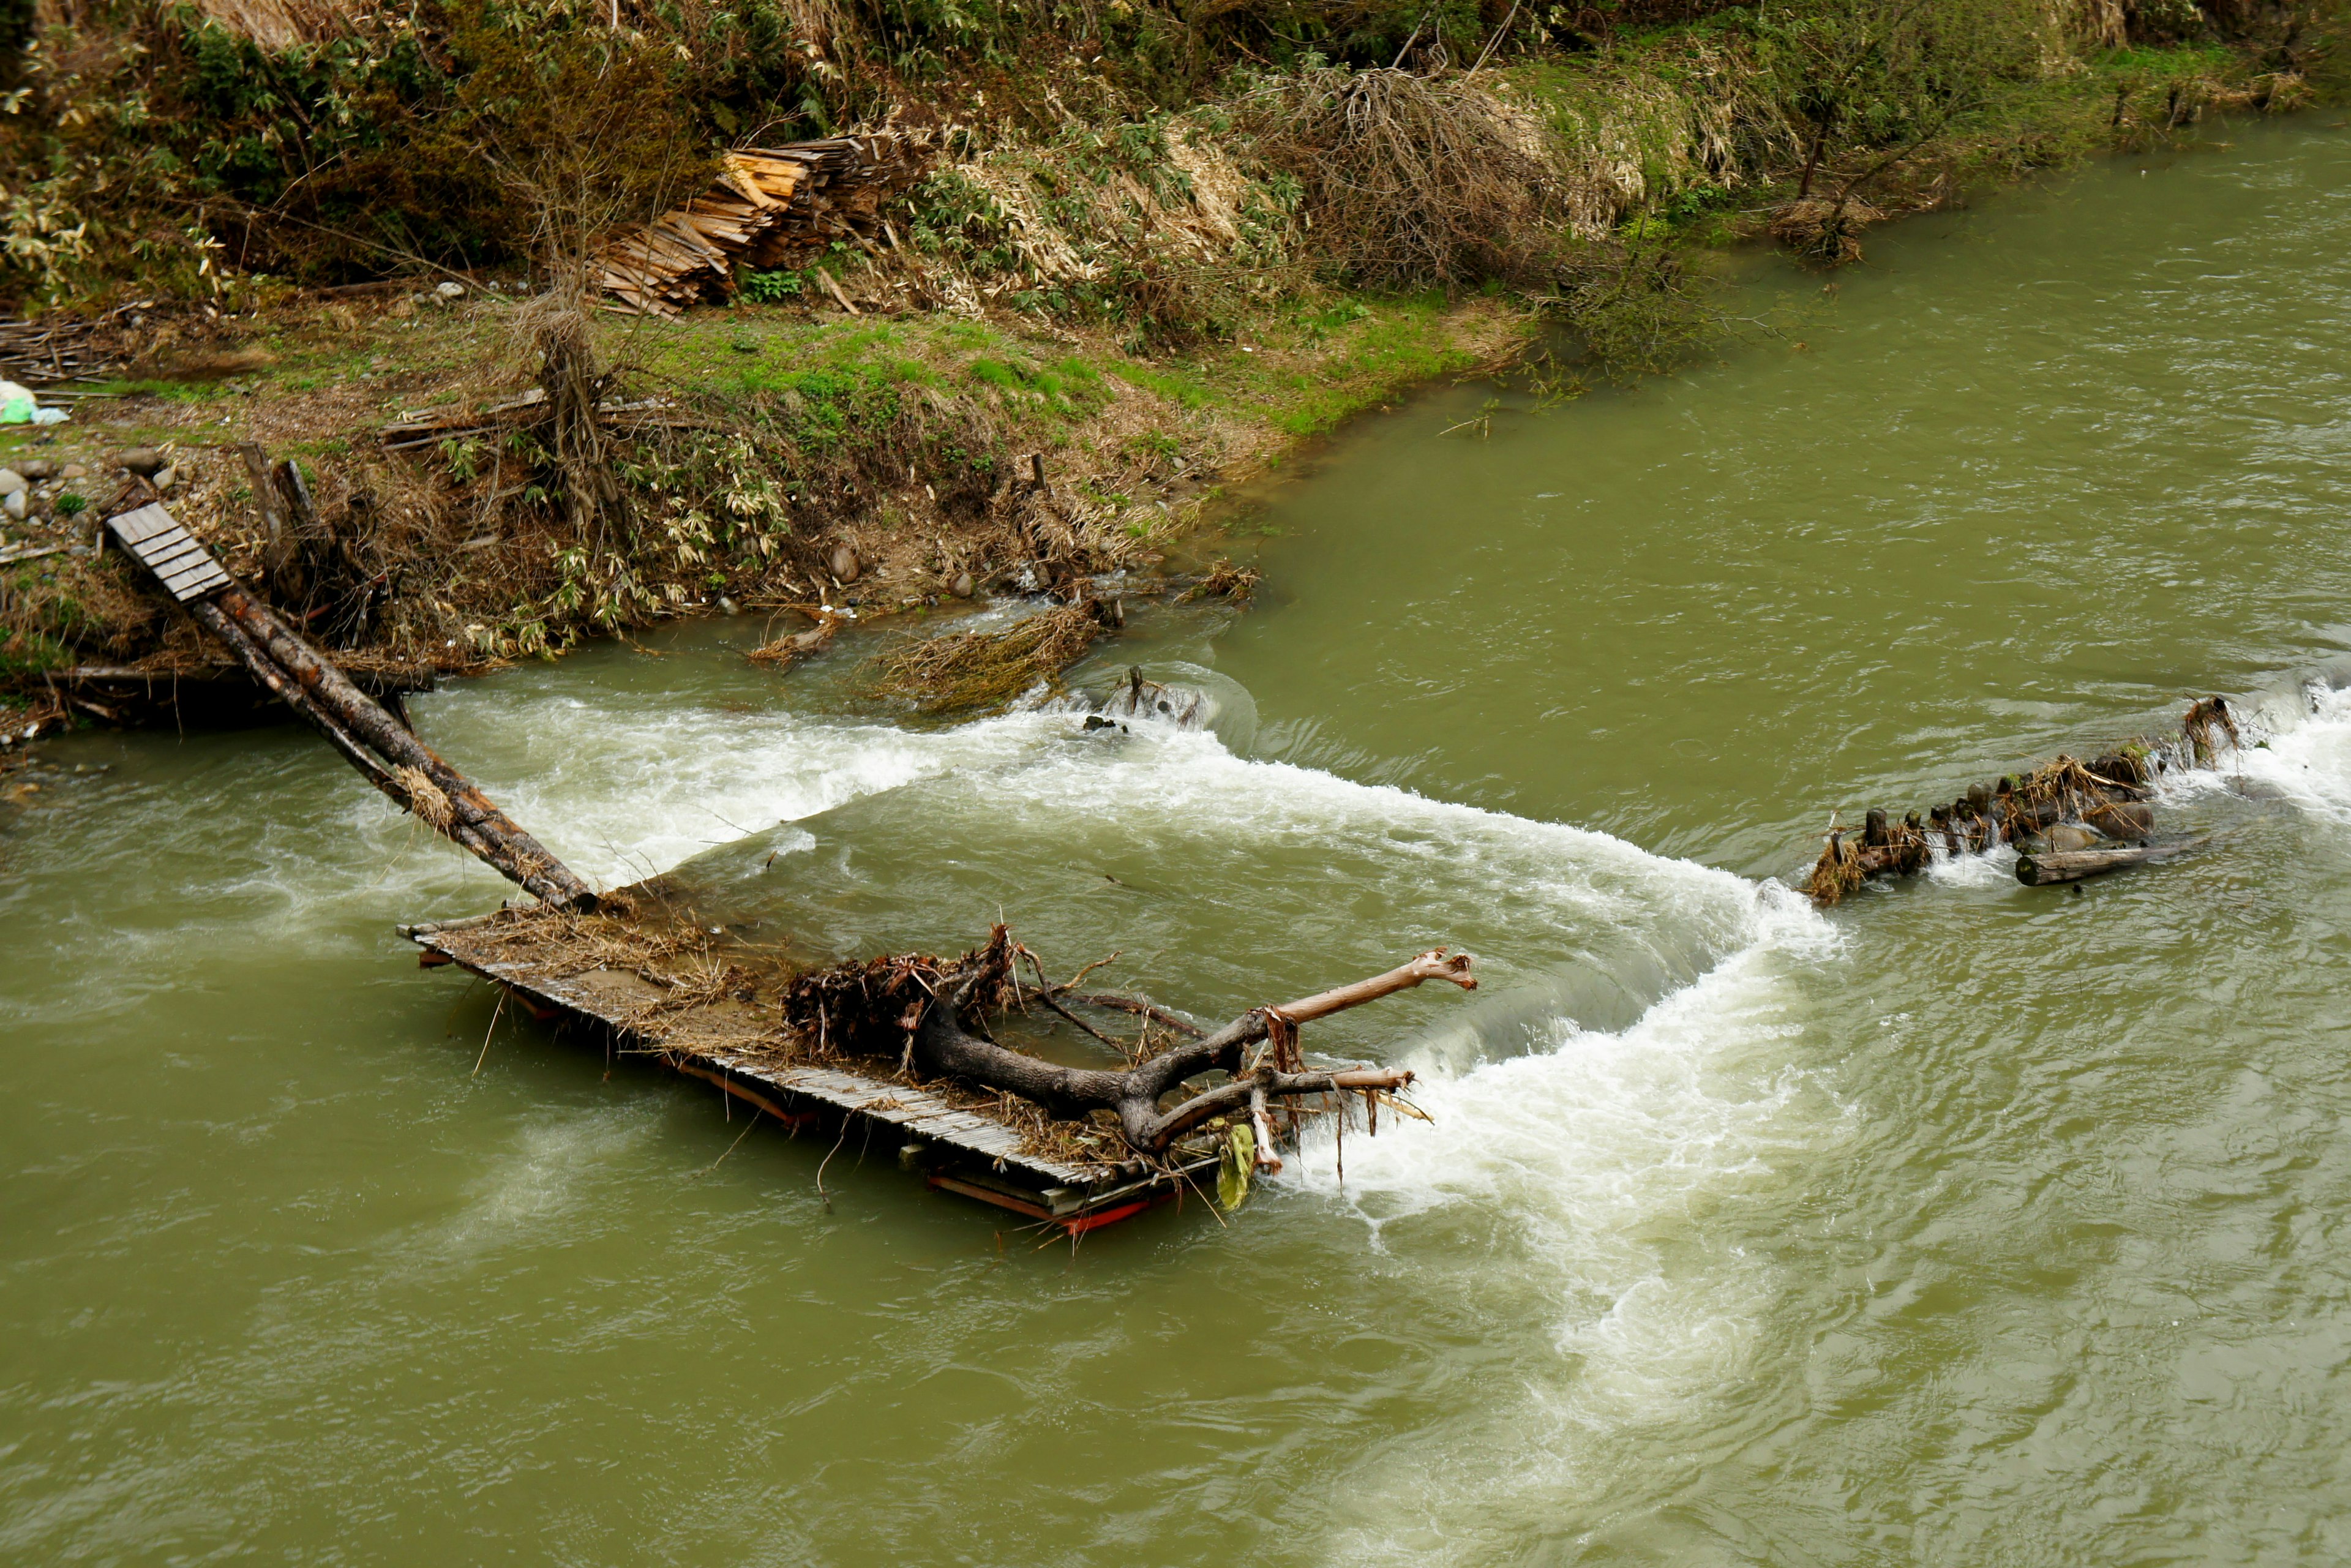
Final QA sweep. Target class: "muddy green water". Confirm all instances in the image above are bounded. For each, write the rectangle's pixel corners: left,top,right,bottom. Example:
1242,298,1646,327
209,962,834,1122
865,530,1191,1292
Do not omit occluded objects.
9,119,2351,1564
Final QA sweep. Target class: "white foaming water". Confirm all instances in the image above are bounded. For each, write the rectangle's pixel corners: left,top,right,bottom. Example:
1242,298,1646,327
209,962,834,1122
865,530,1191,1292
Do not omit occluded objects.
2181,678,2351,819
1288,887,1843,1563
416,689,1058,888
1925,836,2020,889
382,671,1843,1412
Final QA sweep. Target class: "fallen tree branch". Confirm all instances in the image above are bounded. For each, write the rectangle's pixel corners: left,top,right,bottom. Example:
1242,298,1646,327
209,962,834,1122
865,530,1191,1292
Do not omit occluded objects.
898,930,1471,1158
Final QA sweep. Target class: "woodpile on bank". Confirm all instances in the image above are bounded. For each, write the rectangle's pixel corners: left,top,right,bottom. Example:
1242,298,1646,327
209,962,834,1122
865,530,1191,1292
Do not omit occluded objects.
1803,697,2239,902
0,317,119,386
594,133,931,317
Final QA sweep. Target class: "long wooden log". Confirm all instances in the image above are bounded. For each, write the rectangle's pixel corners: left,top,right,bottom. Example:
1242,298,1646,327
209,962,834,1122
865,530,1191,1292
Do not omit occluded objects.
105,490,595,909
205,584,596,909
2015,841,2204,887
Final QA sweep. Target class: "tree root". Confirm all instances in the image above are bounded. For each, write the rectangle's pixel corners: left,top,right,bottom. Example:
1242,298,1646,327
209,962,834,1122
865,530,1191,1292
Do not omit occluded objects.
782,925,1474,1159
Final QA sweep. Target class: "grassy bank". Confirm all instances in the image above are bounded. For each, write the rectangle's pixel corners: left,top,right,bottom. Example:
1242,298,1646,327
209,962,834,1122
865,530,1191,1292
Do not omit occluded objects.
0,0,2339,732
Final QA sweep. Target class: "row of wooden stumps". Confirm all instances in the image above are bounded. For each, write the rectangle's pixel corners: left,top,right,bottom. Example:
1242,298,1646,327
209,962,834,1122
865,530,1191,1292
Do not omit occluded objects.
1802,697,2238,904
104,485,596,910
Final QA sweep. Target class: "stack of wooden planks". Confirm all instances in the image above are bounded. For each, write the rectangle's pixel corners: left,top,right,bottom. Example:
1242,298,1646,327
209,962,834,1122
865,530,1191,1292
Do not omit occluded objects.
595,132,928,317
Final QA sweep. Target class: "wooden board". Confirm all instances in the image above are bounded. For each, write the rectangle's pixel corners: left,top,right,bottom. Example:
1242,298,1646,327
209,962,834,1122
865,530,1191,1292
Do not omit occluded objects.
107,503,232,602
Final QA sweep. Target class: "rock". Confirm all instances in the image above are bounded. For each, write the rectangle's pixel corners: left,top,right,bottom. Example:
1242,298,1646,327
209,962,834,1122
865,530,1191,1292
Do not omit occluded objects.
59,463,86,481
387,298,415,320
116,446,165,477
435,280,467,300
949,571,975,599
2042,823,2104,854
152,465,176,492
0,469,22,497
2,490,23,520
15,459,51,480
828,542,861,583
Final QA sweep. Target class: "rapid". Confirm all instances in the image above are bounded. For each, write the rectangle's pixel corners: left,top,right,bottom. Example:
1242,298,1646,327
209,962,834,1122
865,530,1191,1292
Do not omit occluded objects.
4,116,2350,1564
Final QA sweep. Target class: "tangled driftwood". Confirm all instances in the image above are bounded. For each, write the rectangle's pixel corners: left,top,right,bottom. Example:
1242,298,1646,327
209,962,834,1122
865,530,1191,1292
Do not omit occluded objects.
1803,697,2238,902
784,925,1471,1164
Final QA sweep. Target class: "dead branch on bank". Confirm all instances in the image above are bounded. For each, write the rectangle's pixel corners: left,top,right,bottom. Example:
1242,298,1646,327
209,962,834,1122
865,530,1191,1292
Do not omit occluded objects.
783,925,1473,1161
1801,696,2239,902
1242,67,1563,290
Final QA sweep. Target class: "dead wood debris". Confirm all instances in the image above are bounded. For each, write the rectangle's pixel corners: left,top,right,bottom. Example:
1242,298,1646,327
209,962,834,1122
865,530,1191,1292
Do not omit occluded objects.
1801,696,2240,903
868,597,1118,713
1185,559,1261,602
593,133,932,317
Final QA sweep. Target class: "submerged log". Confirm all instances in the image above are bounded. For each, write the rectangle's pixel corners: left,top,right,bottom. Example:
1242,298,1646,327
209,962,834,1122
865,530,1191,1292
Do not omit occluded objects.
2015,840,2205,887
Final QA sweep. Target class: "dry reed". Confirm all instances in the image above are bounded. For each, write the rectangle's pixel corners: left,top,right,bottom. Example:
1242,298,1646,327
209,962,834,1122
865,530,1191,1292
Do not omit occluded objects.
868,601,1104,713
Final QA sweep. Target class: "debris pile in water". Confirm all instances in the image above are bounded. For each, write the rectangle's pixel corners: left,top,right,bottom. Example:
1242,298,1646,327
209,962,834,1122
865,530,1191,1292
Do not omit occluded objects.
1802,696,2238,902
868,598,1120,713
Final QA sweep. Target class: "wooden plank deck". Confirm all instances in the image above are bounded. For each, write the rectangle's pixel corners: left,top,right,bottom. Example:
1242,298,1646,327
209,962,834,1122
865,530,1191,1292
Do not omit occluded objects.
108,503,232,601
402,913,1213,1225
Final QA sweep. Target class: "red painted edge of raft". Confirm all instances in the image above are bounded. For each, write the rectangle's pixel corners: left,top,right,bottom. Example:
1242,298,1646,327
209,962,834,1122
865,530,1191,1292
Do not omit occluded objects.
926,1176,1169,1235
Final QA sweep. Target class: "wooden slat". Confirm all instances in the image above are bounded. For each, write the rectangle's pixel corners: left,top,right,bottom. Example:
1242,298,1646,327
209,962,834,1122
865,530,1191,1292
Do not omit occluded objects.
108,503,180,547
108,505,234,602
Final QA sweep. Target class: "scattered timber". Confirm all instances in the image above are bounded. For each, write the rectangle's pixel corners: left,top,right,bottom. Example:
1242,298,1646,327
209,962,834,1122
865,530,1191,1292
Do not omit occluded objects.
103,488,596,909
0,316,118,387
593,132,931,317
407,905,1467,1228
376,390,706,452
1802,696,2237,902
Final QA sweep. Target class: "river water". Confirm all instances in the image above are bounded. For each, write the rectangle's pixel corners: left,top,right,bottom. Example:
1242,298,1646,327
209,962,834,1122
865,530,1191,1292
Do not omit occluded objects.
7,118,2351,1564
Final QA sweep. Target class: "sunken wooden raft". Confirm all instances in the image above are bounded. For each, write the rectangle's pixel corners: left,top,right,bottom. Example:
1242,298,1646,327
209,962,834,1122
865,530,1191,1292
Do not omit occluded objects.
103,492,595,909
403,910,1191,1227
402,910,1471,1229
1802,696,2238,902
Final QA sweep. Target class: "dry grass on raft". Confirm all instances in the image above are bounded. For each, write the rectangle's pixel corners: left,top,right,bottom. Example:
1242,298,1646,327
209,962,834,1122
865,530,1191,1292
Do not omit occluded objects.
868,602,1103,713
1801,833,1866,906
446,907,1138,1166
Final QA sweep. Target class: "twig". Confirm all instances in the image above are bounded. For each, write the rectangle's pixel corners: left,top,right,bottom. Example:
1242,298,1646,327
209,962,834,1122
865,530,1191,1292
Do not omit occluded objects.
471,987,509,1075
693,1108,764,1177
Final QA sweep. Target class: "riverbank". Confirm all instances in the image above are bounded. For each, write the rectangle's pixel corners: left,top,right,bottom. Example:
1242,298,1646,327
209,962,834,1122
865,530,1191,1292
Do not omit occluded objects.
1,0,2338,736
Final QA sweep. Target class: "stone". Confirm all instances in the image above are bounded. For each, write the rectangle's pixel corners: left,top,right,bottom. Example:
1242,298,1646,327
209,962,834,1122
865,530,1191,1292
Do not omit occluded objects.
116,446,165,476
828,542,861,583
2,490,23,520
152,465,177,492
435,280,467,300
59,463,86,481
15,459,51,480
949,571,976,599
2042,823,2104,854
0,469,22,497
